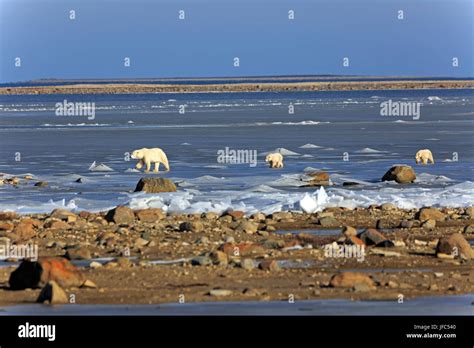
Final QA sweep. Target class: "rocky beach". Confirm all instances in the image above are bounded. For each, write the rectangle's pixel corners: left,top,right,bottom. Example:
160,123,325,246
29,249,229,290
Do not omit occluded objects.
0,172,473,308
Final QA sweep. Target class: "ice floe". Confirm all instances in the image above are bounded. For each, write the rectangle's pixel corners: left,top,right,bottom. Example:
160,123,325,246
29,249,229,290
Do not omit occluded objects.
88,161,114,172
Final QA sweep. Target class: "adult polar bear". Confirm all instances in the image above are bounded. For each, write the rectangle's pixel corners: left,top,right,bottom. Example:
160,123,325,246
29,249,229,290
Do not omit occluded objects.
265,153,284,168
132,148,170,172
415,149,435,165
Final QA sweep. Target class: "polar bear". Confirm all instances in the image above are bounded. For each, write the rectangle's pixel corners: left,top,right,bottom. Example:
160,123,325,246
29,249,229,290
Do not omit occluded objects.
131,148,170,173
415,149,434,165
265,153,284,168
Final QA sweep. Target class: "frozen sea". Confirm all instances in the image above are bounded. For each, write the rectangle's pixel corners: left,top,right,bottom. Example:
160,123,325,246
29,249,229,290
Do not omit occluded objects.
0,88,473,214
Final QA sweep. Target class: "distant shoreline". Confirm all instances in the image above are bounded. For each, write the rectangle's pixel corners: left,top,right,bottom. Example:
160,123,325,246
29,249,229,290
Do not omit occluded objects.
1,79,473,95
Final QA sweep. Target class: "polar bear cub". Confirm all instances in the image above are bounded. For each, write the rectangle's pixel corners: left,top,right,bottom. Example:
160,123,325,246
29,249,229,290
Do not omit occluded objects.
415,149,434,165
131,148,170,173
265,153,284,168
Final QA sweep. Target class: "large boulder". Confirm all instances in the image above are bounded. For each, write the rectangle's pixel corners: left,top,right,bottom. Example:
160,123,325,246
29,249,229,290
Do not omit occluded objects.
358,228,393,247
10,221,37,242
134,178,177,193
0,212,18,221
9,257,85,290
50,209,77,222
436,233,474,260
105,205,135,225
382,165,416,184
36,281,68,304
235,221,258,234
417,207,445,222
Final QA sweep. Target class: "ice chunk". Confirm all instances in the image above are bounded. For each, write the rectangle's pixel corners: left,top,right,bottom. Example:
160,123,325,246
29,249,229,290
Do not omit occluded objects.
298,187,328,213
88,161,114,172
299,194,318,213
356,147,384,154
316,186,329,205
299,143,322,149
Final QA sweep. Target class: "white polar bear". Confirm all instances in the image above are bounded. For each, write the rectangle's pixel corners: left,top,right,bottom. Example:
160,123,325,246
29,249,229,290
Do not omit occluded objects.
265,153,284,168
415,149,434,165
131,148,170,173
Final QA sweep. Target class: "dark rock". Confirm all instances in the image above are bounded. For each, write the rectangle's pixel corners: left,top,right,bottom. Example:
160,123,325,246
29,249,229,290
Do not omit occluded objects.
382,165,416,184
191,256,212,266
179,221,204,233
105,206,135,225
342,182,360,187
358,228,392,247
36,280,68,304
9,257,85,290
34,181,48,187
134,177,177,193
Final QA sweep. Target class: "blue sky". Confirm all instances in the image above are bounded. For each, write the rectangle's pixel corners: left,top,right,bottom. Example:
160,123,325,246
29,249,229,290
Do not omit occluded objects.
0,0,472,83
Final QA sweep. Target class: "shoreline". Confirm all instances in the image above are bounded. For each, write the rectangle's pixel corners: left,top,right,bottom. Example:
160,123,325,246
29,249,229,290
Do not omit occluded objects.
0,204,473,307
1,79,474,95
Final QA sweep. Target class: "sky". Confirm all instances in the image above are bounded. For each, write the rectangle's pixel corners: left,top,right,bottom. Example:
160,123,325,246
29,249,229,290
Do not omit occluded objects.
0,0,472,83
